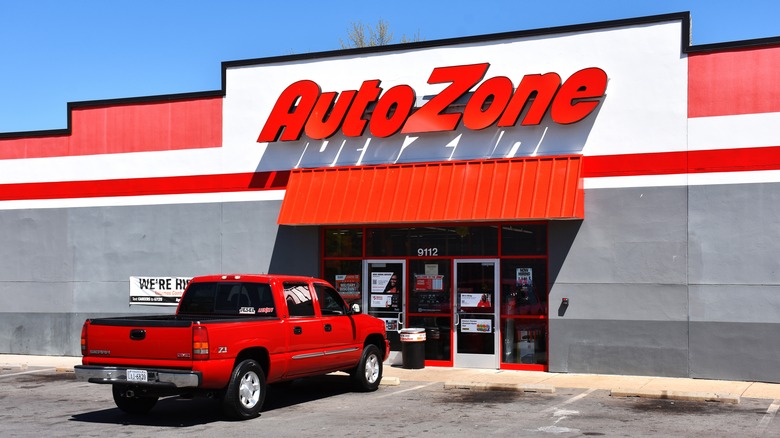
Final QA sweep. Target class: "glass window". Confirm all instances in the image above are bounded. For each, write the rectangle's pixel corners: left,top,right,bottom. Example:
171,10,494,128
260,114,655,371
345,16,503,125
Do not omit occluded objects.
367,226,498,257
409,260,451,314
178,282,275,316
500,259,547,316
501,321,547,365
501,224,547,256
314,284,348,315
283,282,315,317
323,260,363,307
324,228,363,257
408,316,452,362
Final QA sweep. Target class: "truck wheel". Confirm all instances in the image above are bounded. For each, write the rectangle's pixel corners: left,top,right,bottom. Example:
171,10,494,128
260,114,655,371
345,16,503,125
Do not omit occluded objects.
222,359,266,420
352,344,383,392
112,384,158,414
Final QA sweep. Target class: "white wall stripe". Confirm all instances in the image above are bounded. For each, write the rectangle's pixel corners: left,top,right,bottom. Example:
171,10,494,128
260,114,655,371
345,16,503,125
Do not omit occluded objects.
689,112,780,151
584,169,780,190
0,190,286,211
583,174,689,189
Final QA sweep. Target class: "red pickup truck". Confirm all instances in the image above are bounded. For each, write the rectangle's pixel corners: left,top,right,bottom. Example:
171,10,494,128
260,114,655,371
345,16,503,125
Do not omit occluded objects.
75,274,389,420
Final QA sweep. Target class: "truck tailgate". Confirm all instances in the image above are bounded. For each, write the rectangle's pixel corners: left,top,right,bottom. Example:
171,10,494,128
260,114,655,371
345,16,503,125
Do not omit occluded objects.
86,317,194,362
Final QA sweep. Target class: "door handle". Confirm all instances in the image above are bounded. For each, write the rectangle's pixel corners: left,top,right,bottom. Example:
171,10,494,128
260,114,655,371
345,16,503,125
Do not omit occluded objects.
324,324,332,332
454,314,460,326
293,326,302,335
130,329,146,340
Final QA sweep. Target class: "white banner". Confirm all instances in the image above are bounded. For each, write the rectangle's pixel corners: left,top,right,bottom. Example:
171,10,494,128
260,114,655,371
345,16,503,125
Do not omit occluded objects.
129,276,192,306
461,318,492,333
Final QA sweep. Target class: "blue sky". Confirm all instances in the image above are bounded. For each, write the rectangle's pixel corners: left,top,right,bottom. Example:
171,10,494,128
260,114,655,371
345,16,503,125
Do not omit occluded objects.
1,0,778,133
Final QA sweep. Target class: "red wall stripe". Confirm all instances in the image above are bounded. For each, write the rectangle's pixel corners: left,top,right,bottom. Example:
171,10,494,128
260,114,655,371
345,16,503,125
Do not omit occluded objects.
0,97,222,159
0,171,289,202
1,146,779,203
582,146,780,178
689,45,780,118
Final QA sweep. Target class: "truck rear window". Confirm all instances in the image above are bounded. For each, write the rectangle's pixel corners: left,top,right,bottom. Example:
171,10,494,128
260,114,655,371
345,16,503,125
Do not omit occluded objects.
178,282,276,317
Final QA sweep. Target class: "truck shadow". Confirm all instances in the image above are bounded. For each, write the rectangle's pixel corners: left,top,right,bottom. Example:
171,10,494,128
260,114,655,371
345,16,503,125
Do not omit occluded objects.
69,374,355,427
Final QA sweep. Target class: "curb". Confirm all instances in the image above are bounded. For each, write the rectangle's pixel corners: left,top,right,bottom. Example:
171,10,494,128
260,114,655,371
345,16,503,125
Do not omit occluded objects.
1,363,29,371
610,389,740,404
380,377,401,386
444,381,556,394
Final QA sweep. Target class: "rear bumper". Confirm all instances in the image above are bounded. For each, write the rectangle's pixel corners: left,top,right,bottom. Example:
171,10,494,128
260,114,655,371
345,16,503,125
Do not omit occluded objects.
74,365,201,388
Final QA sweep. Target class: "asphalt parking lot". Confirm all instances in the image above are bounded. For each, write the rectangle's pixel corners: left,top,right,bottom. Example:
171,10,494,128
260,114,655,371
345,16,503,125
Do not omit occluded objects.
1,366,779,437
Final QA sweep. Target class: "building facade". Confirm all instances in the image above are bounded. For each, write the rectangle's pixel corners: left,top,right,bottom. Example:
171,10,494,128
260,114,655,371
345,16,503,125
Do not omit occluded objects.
2,12,780,382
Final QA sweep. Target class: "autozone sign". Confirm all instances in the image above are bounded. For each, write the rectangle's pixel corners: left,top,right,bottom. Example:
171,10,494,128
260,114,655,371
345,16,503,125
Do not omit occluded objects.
257,63,607,143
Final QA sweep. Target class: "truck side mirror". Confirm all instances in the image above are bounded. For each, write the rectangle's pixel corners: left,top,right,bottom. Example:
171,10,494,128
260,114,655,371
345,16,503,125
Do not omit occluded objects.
351,303,362,314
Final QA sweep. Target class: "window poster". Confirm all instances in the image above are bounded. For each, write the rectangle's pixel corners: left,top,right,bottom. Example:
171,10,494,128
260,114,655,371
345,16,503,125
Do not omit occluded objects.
414,274,444,292
460,293,483,307
371,294,394,308
380,317,400,332
517,267,533,286
461,318,492,333
335,274,361,299
372,272,400,293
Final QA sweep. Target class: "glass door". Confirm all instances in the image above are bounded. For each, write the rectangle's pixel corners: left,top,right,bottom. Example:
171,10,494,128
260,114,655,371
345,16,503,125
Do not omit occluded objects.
364,260,406,364
454,259,500,369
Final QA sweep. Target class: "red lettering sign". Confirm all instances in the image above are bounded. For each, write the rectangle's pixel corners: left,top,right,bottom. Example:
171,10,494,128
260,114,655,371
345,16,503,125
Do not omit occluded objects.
257,64,607,143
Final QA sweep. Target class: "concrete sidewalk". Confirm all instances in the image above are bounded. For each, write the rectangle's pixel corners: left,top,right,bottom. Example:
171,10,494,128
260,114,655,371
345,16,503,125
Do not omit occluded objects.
4,354,780,403
382,364,780,404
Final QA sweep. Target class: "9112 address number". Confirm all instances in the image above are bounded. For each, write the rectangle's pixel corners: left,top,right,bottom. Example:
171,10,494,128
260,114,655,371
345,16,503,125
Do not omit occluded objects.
417,248,439,256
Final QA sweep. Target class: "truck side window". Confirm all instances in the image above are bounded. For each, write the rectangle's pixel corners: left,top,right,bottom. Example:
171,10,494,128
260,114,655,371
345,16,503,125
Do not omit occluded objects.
250,282,276,316
314,284,347,316
283,283,315,317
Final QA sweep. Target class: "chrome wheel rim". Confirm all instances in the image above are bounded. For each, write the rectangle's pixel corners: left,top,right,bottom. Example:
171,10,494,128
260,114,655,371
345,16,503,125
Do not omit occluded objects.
364,353,380,384
239,370,261,408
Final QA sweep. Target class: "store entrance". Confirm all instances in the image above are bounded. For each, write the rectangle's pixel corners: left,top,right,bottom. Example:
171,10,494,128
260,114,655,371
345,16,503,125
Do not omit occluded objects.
322,224,549,371
453,259,500,369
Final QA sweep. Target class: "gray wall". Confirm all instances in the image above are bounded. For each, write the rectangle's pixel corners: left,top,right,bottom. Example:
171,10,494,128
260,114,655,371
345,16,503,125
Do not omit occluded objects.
687,183,780,382
4,180,780,383
550,182,780,383
549,186,690,377
0,200,319,356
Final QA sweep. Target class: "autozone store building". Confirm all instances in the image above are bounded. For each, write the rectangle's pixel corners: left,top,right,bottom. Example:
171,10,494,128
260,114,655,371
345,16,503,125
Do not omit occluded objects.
3,12,780,382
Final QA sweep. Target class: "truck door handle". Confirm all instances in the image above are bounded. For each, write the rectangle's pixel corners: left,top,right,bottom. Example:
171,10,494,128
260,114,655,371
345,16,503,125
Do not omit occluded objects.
293,326,302,335
130,329,146,340
324,324,332,332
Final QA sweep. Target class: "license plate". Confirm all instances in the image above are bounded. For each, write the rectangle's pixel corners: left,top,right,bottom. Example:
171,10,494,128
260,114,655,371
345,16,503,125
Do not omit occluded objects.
126,369,148,382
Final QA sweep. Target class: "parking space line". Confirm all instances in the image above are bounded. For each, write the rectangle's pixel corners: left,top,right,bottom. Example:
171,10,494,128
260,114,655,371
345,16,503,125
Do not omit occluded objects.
0,368,56,379
377,382,437,398
542,388,597,413
757,399,780,433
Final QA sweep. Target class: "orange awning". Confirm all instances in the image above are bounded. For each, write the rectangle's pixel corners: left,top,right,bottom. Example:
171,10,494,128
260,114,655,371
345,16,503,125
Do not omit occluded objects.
277,156,583,225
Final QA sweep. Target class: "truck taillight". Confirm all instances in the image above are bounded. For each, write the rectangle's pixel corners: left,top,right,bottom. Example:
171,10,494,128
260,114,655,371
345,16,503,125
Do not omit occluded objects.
192,326,209,360
80,322,88,355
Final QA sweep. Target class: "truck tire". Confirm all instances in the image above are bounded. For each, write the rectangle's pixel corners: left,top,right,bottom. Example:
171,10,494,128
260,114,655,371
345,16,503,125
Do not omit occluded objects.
222,359,267,420
112,384,158,414
351,344,383,392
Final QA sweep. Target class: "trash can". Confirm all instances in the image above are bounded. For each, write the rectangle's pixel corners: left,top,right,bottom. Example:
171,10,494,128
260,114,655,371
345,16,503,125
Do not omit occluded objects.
399,328,426,369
